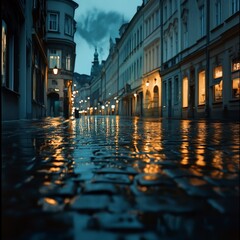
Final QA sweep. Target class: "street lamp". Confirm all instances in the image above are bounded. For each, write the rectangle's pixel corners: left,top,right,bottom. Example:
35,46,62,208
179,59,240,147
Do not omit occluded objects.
146,80,149,87
53,66,58,75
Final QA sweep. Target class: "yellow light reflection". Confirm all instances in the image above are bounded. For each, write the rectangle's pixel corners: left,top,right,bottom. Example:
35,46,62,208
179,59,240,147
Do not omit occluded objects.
52,161,64,167
179,120,191,165
143,163,161,174
211,151,223,170
49,167,61,172
138,186,148,192
54,180,63,185
181,157,189,165
195,155,206,166
44,198,57,205
43,181,51,186
143,174,159,181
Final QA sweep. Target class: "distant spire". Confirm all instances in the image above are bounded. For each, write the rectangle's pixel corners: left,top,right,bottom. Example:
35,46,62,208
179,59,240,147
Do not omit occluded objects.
91,47,100,77
93,47,99,63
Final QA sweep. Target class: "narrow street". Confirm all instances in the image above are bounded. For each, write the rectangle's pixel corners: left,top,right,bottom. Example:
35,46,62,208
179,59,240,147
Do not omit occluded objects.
2,116,239,240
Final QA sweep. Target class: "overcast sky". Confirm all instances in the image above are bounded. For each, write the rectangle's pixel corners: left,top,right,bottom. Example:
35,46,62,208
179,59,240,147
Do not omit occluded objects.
74,0,143,75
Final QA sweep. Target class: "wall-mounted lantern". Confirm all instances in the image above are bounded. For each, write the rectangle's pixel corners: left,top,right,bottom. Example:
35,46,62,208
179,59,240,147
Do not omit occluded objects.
53,66,58,75
146,80,149,87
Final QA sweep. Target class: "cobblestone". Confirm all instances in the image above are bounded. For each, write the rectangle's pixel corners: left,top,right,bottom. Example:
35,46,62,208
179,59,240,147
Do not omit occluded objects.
1,116,239,240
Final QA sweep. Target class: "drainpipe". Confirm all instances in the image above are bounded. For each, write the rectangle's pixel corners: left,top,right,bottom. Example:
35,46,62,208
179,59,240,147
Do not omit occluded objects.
160,0,163,117
205,2,210,118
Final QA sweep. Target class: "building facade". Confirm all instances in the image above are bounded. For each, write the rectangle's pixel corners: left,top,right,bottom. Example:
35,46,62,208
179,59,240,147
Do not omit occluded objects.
1,0,48,120
1,0,79,121
46,0,78,118
161,0,240,119
80,0,239,120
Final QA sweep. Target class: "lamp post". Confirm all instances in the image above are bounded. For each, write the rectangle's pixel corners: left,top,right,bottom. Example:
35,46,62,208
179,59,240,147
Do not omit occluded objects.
63,87,69,118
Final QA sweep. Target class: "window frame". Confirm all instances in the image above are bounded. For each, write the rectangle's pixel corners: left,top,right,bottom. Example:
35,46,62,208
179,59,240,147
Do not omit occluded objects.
231,59,240,99
64,14,73,36
212,65,223,102
66,54,71,71
48,49,61,69
48,12,59,32
182,77,188,108
198,70,206,105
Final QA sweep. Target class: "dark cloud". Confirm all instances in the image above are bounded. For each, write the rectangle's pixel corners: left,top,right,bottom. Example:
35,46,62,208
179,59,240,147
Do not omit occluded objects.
76,8,123,51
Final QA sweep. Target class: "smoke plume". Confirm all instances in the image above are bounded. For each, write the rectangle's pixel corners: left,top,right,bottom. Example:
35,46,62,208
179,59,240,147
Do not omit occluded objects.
76,8,123,55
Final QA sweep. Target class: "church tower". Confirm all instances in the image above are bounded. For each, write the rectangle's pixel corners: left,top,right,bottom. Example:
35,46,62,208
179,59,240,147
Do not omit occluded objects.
90,47,100,77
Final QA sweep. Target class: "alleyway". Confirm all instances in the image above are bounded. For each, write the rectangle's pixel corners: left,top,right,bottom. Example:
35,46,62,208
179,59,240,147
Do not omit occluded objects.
1,116,239,240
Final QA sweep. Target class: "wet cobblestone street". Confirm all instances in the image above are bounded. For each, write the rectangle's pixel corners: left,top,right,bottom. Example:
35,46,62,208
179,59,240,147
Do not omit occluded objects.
1,116,239,240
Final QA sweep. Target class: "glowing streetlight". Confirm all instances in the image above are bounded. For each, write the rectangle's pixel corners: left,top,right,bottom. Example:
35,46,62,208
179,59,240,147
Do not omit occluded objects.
53,66,58,75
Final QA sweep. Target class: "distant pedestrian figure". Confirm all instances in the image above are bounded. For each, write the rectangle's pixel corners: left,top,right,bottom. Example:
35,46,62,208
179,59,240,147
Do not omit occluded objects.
75,108,80,118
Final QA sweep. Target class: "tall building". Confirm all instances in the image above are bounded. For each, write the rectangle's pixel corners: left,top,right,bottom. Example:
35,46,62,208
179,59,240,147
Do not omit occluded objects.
45,0,78,118
1,0,79,121
84,0,240,120
1,0,48,120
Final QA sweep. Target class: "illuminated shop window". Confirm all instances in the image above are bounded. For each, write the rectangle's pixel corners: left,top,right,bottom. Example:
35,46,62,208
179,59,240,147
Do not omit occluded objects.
198,70,205,105
232,59,240,99
213,66,223,102
182,77,188,107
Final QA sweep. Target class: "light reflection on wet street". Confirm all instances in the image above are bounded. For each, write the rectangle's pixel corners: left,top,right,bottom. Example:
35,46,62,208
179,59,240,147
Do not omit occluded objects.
1,116,239,240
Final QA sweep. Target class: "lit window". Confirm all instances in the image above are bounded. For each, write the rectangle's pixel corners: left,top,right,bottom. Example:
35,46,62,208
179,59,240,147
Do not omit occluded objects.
198,70,205,105
48,12,58,32
231,59,240,99
66,54,71,71
213,66,223,102
182,77,188,107
48,49,61,69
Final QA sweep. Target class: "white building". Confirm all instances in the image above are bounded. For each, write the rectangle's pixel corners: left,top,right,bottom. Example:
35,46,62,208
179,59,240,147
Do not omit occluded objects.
142,0,161,117
78,0,240,120
161,0,240,119
117,6,144,116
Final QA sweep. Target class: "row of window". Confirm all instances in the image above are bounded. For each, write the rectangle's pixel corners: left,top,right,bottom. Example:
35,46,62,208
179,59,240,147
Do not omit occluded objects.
119,56,143,87
181,60,240,108
120,26,143,63
144,44,160,73
120,0,239,71
163,0,239,23
48,49,71,71
163,0,240,59
145,8,160,37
